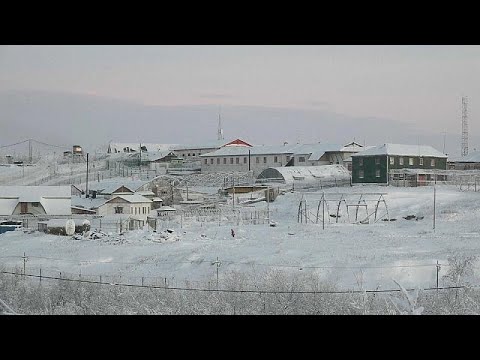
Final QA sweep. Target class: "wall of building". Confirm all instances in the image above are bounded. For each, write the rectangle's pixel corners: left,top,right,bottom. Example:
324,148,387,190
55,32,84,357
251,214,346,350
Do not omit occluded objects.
174,148,219,161
352,155,447,184
201,154,293,175
12,202,47,215
97,198,151,221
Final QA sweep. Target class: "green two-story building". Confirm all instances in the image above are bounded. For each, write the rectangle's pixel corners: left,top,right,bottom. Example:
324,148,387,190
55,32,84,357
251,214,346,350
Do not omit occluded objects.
351,143,447,184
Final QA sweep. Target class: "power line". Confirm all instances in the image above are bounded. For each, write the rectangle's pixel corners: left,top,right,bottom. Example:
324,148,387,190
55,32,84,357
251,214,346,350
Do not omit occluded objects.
0,269,475,295
0,139,30,148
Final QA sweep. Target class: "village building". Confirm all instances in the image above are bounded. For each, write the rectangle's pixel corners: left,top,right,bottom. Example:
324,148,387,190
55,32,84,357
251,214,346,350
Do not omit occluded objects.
107,143,177,154
200,142,364,176
96,194,152,227
447,151,480,170
351,143,447,184
256,165,352,188
0,186,71,216
87,179,149,198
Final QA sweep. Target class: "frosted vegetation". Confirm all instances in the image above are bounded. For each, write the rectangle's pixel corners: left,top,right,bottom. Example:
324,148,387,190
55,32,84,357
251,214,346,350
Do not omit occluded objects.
1,254,479,315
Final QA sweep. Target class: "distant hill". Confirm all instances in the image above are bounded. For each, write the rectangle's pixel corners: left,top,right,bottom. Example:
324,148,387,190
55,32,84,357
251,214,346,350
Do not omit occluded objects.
0,90,469,156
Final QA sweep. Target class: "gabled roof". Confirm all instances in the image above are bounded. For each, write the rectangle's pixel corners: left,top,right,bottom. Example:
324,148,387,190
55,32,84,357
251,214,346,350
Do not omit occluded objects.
223,139,253,147
0,186,71,216
103,194,152,204
88,179,148,194
351,144,447,158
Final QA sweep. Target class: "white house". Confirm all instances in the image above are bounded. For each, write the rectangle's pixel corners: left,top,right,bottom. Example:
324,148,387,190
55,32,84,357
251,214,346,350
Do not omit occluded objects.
96,194,152,222
0,186,71,216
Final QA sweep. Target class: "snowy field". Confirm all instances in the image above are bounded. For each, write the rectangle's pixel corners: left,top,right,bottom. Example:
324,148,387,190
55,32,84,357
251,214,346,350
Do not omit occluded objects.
2,184,480,293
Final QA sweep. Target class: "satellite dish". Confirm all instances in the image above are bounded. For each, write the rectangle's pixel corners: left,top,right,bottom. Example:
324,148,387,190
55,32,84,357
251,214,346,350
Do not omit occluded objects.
65,219,76,236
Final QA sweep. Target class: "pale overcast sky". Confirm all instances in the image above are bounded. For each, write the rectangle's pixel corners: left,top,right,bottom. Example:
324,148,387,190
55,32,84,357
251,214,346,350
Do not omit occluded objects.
0,45,479,153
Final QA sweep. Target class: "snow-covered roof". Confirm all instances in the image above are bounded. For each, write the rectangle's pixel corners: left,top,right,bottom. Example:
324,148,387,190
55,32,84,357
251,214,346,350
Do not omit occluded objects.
449,151,480,163
171,140,227,151
351,144,447,158
157,206,176,212
88,179,148,194
135,191,155,197
71,197,108,210
200,143,344,158
256,165,351,185
0,186,71,216
104,194,152,204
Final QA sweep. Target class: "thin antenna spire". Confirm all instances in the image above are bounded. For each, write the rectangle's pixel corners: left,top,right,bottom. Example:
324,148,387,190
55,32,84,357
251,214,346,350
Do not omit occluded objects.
217,106,224,141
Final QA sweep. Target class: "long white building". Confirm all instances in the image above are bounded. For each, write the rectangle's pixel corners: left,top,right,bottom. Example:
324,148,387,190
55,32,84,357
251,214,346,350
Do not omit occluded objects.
200,142,365,175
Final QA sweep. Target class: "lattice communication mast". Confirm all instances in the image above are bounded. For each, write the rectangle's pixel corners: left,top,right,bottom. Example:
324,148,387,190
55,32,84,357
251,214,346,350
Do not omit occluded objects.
462,96,469,157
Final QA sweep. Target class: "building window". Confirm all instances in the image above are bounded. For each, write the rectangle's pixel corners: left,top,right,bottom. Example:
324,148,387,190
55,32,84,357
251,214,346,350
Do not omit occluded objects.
274,156,278,163
210,158,214,164
188,153,191,156
223,158,226,164
263,157,267,163
256,157,260,164
359,170,364,179
230,158,234,164
399,157,404,166
419,158,424,166
192,153,195,157
204,159,208,165
375,169,380,178
236,157,239,164
375,157,380,165
409,158,414,166
359,158,363,166
32,202,40,207
389,157,394,165
299,157,306,163
115,207,123,214
286,156,291,162
217,158,220,164
244,157,247,164
431,159,435,167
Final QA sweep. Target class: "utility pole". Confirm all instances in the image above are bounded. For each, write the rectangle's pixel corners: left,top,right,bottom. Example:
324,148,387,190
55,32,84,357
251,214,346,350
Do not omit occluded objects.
212,257,221,289
248,149,251,172
462,96,469,157
322,192,325,230
433,185,436,231
28,139,32,164
86,153,89,198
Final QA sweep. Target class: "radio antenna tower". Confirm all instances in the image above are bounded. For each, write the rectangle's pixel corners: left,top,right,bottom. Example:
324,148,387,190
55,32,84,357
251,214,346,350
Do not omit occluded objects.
461,96,469,157
217,107,224,141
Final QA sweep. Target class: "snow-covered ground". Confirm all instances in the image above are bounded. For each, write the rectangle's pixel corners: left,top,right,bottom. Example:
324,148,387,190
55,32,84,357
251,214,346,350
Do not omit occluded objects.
1,184,480,291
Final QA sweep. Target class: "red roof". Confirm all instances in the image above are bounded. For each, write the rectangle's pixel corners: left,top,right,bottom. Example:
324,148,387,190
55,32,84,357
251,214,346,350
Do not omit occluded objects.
223,139,253,147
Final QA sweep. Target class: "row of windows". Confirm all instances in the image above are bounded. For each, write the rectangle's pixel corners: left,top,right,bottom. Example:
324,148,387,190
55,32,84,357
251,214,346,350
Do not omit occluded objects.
358,157,436,167
114,206,150,215
358,170,381,179
203,155,297,165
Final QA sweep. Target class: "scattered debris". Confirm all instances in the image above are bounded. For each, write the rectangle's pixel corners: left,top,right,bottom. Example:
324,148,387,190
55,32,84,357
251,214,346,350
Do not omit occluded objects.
269,221,277,227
